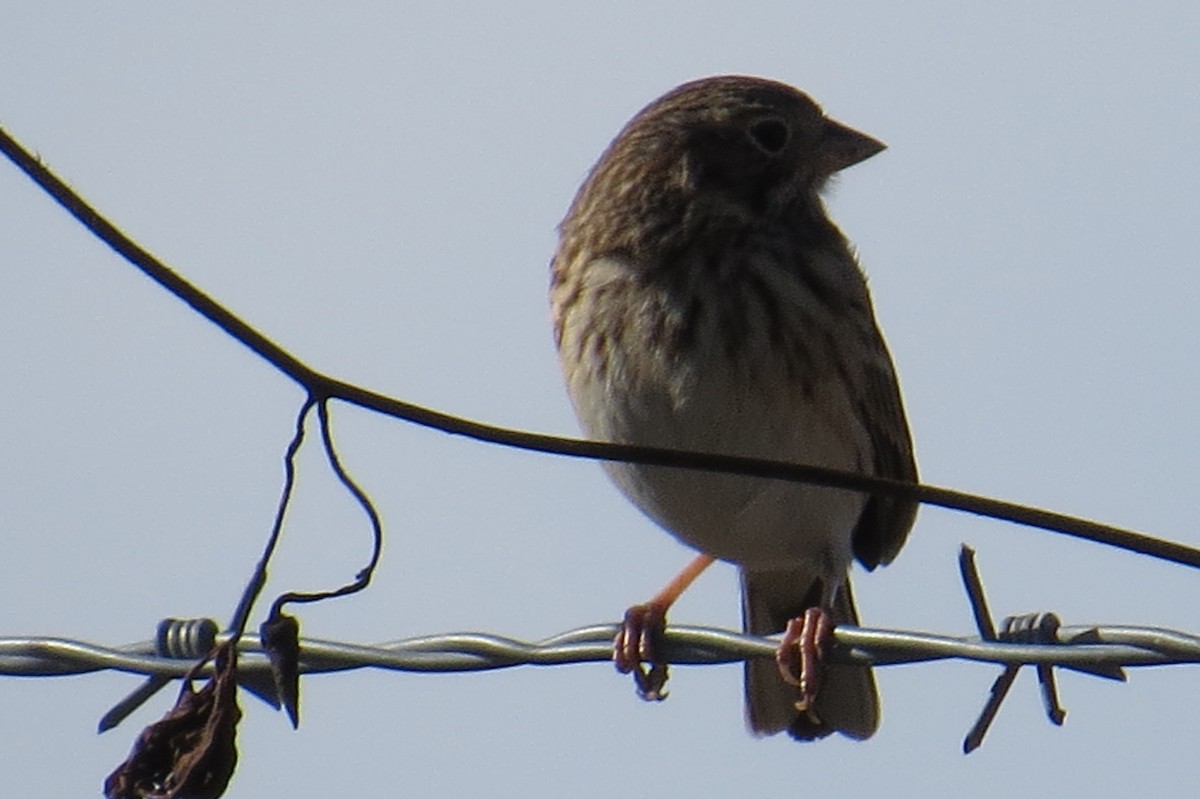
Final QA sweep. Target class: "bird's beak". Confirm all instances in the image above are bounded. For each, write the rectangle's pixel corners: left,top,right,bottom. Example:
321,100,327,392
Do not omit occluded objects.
819,118,886,173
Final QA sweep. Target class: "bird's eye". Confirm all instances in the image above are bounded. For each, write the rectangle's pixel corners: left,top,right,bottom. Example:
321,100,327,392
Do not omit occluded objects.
747,119,790,154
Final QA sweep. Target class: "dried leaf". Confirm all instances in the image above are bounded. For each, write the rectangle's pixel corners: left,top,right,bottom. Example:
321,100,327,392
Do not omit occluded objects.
104,641,241,799
260,612,301,728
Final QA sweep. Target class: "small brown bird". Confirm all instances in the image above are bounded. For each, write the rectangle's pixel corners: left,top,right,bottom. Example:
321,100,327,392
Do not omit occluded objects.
550,75,917,740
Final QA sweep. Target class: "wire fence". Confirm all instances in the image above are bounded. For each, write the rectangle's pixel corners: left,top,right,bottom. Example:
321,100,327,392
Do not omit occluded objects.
6,619,1199,682
6,612,1200,756
4,544,1199,756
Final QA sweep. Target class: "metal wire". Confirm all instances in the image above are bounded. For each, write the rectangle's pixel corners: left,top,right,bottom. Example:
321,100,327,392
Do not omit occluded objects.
4,123,1199,574
3,621,1198,680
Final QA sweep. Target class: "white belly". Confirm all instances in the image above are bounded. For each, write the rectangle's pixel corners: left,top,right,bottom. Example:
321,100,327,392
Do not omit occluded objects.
557,252,876,574
569,350,869,573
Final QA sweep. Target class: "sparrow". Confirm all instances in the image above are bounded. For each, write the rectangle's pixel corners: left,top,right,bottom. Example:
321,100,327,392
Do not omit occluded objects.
550,75,917,739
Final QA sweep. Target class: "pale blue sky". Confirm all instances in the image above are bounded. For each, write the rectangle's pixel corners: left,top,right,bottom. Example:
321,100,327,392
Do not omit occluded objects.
2,4,1199,796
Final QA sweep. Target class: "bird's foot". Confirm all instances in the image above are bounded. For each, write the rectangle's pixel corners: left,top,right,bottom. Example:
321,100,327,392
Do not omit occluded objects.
777,606,833,722
614,603,669,701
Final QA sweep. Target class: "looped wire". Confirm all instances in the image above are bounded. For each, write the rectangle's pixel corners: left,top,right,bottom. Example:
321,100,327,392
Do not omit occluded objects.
960,551,1071,752
156,618,219,660
997,612,1060,644
98,617,224,733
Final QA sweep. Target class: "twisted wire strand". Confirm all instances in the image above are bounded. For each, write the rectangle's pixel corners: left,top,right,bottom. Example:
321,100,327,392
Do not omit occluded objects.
2,622,1198,681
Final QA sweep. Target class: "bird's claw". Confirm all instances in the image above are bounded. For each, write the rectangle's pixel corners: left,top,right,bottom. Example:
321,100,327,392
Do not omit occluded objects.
614,603,670,701
777,606,832,718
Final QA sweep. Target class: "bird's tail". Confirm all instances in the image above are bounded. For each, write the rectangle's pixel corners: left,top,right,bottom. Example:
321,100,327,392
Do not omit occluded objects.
741,567,879,740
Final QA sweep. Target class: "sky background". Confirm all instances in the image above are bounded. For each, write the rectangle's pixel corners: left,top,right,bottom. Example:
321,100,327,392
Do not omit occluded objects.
2,3,1199,797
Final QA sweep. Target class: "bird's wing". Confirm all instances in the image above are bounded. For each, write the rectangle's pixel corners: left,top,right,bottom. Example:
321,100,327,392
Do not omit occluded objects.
849,342,918,570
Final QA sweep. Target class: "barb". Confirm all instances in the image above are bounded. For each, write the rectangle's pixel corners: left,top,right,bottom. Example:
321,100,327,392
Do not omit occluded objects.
1,123,1198,571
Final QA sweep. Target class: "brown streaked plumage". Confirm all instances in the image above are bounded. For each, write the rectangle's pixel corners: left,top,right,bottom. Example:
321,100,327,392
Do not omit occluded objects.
551,75,917,740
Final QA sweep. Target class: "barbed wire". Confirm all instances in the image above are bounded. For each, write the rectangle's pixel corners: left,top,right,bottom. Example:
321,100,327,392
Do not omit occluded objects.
7,615,1200,756
5,620,1199,681
4,546,1197,755
12,547,1191,681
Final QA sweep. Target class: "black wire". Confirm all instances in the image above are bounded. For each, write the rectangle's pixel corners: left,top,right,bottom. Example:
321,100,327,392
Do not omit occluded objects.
2,123,1197,570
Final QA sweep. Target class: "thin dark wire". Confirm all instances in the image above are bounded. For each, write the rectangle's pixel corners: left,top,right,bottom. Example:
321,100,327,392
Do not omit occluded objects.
228,397,315,639
959,546,996,641
268,398,384,614
1,124,1198,570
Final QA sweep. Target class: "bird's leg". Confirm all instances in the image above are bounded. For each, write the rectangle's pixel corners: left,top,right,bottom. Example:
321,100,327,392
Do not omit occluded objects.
615,553,715,701
776,581,836,723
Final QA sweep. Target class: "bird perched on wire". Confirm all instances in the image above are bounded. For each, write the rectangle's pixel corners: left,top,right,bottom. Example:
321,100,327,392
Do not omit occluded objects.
550,75,917,740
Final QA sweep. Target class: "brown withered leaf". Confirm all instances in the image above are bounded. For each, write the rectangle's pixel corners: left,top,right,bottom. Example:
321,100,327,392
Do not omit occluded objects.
260,612,301,728
104,640,241,799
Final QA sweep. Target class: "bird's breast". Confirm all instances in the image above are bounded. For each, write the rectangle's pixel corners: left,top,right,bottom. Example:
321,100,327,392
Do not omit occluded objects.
558,254,872,571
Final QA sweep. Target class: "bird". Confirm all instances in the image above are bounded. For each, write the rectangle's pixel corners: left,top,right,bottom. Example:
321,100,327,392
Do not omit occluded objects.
550,75,917,740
